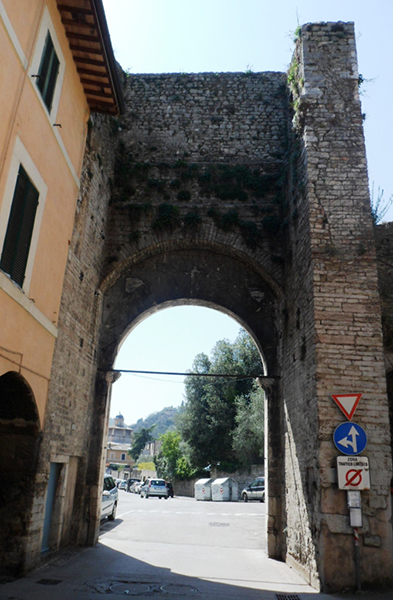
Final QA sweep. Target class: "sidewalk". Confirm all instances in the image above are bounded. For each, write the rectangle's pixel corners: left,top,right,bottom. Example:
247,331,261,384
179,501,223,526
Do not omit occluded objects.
0,542,392,600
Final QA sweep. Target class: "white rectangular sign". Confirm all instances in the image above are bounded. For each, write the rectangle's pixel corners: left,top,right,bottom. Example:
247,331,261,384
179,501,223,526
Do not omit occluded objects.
337,456,370,490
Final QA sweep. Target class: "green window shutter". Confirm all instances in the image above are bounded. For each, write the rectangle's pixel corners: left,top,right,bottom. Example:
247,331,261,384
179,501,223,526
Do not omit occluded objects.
36,32,60,112
0,166,39,287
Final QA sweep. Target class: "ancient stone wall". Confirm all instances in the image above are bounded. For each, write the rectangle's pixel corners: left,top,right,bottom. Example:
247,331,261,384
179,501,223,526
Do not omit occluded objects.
102,72,288,289
121,71,287,163
24,114,116,568
285,22,393,590
25,22,393,594
93,71,290,554
375,222,393,459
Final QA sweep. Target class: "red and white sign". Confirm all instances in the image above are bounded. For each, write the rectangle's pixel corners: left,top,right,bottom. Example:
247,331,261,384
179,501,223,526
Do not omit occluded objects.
331,393,362,421
337,456,370,490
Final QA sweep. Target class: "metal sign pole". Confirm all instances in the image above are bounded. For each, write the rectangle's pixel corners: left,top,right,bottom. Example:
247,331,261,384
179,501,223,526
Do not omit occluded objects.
353,527,361,592
331,394,366,594
347,491,362,592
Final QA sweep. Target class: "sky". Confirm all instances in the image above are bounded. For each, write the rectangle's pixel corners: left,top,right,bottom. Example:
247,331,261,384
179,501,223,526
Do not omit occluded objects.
111,307,245,425
103,0,393,425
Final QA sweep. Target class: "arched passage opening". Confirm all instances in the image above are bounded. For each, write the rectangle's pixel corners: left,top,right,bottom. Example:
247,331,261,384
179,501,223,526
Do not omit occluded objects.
110,305,257,427
0,371,41,576
87,244,285,559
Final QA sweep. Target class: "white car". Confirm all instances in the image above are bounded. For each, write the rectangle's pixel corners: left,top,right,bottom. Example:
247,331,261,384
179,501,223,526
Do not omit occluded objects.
101,475,118,520
140,478,168,499
241,477,265,502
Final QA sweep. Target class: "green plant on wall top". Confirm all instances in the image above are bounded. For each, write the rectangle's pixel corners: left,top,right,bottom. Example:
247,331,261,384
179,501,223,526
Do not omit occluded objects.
152,203,180,230
184,209,202,229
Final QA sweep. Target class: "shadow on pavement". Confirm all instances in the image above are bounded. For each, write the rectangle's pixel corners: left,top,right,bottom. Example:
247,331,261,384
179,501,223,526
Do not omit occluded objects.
1,539,392,600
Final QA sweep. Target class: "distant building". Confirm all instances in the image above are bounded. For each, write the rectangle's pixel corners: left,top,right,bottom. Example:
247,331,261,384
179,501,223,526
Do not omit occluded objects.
141,439,162,459
105,413,134,479
107,412,133,444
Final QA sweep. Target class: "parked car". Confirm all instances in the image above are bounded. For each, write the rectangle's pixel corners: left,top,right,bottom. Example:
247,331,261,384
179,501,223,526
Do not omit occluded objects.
241,477,265,502
140,478,169,499
131,481,143,494
166,482,174,498
127,478,140,492
118,479,127,490
101,474,118,520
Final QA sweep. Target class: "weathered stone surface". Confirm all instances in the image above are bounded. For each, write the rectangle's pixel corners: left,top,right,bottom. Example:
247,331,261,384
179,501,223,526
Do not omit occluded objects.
23,21,392,595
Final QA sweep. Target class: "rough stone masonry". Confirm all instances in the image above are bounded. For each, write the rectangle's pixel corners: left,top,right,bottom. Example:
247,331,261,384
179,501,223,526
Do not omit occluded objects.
14,21,392,594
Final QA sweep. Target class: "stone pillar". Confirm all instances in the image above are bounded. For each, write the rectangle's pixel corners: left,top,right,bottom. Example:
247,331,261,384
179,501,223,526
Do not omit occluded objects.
85,370,114,546
288,22,393,591
258,377,285,560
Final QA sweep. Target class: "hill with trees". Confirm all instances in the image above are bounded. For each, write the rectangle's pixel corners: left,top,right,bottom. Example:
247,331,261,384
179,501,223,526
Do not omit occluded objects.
131,405,181,437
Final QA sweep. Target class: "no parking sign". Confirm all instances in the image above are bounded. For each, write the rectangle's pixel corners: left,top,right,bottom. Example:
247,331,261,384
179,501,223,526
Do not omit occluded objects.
337,456,370,490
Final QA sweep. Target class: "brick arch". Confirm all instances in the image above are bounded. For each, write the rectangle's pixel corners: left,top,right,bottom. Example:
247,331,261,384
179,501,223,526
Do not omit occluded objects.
117,298,269,373
100,230,284,299
98,243,283,375
0,371,40,426
0,372,41,576
86,242,285,556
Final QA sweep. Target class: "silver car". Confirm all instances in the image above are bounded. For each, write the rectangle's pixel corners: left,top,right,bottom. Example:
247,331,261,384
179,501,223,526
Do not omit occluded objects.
101,474,118,520
241,477,265,502
140,478,168,499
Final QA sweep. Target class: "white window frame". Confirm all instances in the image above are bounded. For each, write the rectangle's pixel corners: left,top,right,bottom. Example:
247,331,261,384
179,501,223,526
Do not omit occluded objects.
28,7,65,121
0,136,47,294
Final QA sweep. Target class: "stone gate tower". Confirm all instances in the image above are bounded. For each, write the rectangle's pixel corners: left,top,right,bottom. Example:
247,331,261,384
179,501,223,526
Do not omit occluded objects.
17,22,392,593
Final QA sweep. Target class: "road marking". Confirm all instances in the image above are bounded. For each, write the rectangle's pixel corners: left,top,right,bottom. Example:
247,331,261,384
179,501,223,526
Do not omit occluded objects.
118,508,263,518
117,510,135,517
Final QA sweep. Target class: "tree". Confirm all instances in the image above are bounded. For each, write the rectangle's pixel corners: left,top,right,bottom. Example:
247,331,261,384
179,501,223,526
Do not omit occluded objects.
155,431,182,479
154,430,196,480
178,330,263,470
128,425,155,461
232,382,265,466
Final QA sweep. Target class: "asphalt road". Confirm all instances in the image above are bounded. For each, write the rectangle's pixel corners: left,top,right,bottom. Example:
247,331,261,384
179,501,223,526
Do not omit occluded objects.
2,490,389,599
100,489,270,584
96,490,318,596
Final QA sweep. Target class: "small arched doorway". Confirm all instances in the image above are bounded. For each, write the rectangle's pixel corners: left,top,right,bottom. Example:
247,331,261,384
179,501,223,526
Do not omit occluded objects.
0,371,41,576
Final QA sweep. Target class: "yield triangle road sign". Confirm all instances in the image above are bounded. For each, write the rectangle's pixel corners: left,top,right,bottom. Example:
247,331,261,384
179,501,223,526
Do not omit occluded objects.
331,393,362,421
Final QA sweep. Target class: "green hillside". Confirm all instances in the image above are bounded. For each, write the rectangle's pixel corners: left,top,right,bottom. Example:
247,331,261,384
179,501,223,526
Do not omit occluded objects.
132,406,181,437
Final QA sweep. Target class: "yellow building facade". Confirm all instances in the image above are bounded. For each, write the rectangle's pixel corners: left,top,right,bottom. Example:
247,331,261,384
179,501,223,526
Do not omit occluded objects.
0,0,120,423
0,0,122,575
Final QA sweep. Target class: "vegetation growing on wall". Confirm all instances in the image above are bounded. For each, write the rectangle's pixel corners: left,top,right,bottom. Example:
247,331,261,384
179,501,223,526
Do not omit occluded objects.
110,145,285,250
112,147,282,204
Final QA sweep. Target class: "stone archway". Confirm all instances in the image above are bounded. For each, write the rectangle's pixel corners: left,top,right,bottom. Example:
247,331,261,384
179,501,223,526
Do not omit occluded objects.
0,372,41,576
85,242,286,560
33,22,393,593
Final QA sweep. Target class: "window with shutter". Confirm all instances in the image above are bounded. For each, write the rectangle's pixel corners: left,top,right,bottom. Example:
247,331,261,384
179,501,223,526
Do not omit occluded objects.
36,32,60,113
0,166,39,287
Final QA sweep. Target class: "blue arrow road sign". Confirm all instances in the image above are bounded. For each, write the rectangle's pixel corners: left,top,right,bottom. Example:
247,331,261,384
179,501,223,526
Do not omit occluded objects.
333,422,367,456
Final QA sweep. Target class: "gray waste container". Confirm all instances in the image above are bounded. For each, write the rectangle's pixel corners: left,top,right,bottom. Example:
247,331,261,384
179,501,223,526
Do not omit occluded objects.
211,477,238,502
194,478,213,501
